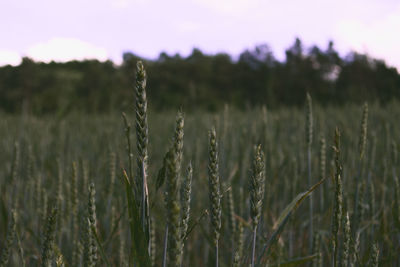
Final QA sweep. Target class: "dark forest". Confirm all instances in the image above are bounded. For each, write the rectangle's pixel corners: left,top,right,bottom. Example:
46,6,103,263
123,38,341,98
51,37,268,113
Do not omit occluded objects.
1,38,399,114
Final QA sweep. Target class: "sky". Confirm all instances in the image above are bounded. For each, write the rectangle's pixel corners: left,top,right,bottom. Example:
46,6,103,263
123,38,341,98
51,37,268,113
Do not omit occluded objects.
1,0,400,69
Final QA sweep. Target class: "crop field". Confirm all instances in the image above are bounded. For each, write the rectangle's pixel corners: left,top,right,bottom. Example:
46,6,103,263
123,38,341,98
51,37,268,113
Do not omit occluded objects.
1,62,399,266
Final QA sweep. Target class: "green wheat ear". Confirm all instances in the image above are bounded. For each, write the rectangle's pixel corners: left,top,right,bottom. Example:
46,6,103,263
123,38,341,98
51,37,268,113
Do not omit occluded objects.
208,127,221,267
88,182,98,266
135,61,149,185
306,92,314,253
319,136,326,212
233,221,244,267
342,212,351,267
227,184,236,236
41,207,58,267
208,128,221,244
149,218,156,267
319,136,326,180
358,102,368,160
135,60,150,244
312,232,322,267
84,182,98,267
350,231,361,267
10,142,19,184
250,144,265,229
0,210,17,267
332,128,342,267
165,147,182,267
368,243,379,267
250,144,265,267
165,113,185,267
394,176,400,227
180,163,192,240
179,163,192,263
108,151,116,202
306,93,313,147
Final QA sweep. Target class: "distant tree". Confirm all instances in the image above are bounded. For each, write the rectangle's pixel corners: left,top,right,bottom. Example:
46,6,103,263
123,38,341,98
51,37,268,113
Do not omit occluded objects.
0,38,399,114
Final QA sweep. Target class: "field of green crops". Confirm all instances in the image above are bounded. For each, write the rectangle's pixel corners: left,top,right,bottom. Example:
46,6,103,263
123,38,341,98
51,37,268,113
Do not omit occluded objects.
1,63,399,266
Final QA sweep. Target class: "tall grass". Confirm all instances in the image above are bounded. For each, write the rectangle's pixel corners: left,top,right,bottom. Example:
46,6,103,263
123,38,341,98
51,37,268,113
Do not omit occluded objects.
1,62,399,266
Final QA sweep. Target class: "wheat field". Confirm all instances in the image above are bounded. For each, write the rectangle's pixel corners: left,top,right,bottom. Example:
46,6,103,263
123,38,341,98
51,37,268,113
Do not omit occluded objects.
0,62,399,266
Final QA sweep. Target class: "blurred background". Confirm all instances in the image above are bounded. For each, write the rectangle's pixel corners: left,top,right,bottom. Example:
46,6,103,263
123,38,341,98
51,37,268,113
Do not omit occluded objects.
1,0,399,114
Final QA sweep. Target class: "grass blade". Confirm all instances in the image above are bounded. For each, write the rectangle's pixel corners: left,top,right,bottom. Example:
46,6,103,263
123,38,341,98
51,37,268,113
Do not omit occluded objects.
257,178,325,265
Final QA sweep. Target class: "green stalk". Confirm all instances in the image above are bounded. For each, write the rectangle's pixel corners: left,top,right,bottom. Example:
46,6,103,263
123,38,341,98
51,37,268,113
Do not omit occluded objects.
162,225,168,267
306,93,313,252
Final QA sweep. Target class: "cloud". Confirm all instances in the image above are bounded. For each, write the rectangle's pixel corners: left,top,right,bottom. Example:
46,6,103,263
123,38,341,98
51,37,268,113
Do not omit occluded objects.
191,0,260,15
0,50,21,66
110,0,148,8
175,21,202,33
26,37,109,63
334,4,400,69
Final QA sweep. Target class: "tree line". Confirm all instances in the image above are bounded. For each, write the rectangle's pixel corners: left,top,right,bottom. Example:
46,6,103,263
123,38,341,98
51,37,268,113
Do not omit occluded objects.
0,38,399,115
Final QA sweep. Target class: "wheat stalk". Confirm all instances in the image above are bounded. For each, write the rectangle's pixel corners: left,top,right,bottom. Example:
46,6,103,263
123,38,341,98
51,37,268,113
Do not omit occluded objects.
0,210,17,267
41,208,58,267
135,61,151,247
332,128,342,267
249,144,265,267
208,127,221,267
306,93,314,251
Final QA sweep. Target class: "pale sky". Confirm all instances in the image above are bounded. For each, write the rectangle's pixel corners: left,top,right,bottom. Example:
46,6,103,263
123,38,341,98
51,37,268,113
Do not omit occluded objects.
1,0,400,69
